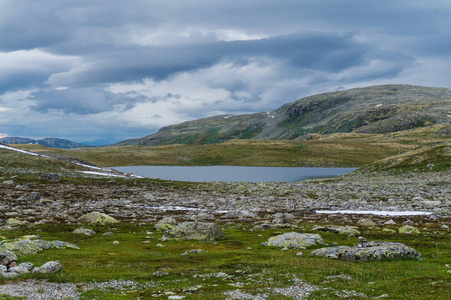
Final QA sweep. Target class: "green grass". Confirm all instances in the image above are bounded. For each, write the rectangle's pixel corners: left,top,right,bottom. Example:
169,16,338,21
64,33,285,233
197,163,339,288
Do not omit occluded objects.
1,223,450,299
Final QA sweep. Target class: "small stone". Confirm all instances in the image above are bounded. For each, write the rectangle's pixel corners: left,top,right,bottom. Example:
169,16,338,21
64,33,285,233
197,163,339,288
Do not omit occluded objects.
153,271,168,277
157,244,164,248
113,241,119,245
296,252,303,257
141,241,151,244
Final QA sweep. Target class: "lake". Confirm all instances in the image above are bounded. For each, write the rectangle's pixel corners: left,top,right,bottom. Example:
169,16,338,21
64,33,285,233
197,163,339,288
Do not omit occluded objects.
113,166,357,183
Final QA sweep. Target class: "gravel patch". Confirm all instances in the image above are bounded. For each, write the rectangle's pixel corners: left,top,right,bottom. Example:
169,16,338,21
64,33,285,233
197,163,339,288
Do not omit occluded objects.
0,279,155,299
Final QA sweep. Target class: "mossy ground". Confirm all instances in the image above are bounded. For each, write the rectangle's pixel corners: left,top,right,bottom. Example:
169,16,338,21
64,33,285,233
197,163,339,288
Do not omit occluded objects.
1,223,450,299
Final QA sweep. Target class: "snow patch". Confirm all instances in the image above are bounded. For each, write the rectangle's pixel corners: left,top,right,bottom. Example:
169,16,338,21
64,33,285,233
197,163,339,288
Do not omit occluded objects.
0,144,42,156
80,171,125,177
376,104,383,107
315,210,432,216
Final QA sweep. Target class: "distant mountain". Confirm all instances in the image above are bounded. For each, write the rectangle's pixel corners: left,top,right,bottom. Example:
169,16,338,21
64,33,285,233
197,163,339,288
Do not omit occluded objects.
0,137,91,149
116,84,451,146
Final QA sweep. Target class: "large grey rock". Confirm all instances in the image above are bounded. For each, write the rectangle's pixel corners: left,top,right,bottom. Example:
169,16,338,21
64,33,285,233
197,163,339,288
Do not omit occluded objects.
78,212,119,225
0,238,79,256
265,232,324,249
0,250,17,266
73,227,96,235
311,241,422,262
5,218,28,227
32,261,64,274
25,191,41,202
312,225,360,236
8,266,29,275
163,222,225,242
155,217,177,232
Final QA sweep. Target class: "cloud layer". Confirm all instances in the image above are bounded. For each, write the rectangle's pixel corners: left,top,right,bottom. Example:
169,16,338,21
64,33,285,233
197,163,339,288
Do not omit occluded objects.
1,0,450,144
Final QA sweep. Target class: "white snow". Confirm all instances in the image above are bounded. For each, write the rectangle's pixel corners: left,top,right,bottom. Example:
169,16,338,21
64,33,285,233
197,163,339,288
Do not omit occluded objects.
0,144,42,156
0,143,139,178
376,104,383,107
315,210,433,216
80,171,125,177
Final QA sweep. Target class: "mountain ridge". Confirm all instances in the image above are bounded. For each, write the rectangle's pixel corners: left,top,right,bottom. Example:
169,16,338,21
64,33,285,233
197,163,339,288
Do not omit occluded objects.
0,137,91,149
116,84,451,146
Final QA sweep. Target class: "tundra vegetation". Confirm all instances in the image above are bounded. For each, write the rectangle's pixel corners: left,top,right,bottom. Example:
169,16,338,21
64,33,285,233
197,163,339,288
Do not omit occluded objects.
0,85,450,299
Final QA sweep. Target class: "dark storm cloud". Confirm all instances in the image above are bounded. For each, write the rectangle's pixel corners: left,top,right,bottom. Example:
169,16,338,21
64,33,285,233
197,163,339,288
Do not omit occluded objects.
48,32,375,87
1,0,451,142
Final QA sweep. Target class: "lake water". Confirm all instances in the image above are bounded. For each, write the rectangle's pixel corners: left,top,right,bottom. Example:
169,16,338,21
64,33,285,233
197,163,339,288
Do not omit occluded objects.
113,166,357,183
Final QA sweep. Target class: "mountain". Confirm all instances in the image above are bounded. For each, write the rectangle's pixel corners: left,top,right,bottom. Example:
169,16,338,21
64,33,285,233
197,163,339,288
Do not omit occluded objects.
0,137,91,149
117,84,451,146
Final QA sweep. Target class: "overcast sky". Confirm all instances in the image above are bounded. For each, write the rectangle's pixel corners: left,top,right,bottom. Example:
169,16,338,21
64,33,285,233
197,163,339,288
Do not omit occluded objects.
1,0,451,144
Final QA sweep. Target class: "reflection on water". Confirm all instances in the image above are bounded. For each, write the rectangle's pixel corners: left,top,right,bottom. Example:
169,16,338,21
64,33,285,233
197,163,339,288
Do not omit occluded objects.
114,165,356,183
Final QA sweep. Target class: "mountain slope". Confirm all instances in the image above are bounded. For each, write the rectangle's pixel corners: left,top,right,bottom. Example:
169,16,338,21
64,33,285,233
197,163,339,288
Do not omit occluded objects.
0,137,90,149
117,84,451,146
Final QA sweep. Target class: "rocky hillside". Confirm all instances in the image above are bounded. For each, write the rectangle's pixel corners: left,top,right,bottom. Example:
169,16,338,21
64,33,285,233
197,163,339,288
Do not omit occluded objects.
0,137,90,149
117,85,451,146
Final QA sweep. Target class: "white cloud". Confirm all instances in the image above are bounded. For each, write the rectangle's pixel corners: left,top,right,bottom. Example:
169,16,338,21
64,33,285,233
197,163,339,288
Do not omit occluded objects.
0,133,8,138
0,49,78,78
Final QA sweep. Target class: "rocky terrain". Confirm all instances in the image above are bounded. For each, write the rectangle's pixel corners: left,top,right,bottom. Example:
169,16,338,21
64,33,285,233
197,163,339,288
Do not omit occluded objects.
0,142,450,299
117,84,451,146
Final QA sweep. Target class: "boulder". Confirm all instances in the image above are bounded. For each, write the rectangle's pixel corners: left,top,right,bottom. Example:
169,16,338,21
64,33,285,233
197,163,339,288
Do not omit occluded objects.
311,241,422,262
0,250,17,266
398,225,420,234
312,225,360,236
24,191,41,202
155,217,178,232
5,218,28,227
265,232,324,249
39,173,60,182
163,222,225,242
32,261,64,274
78,212,119,225
358,219,377,227
0,238,79,256
73,227,96,235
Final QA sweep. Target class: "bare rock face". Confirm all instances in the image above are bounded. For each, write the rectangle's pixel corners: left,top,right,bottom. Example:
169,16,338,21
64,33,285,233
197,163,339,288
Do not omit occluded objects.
264,232,324,250
163,222,225,242
310,241,422,262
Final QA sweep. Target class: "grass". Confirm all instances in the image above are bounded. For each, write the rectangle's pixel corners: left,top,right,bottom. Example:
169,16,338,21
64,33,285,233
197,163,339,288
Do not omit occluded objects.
1,223,450,299
11,124,450,168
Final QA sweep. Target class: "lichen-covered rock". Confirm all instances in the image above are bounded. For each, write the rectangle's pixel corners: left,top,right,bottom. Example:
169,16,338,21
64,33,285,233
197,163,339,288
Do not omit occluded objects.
358,219,377,227
265,232,324,249
312,225,360,236
32,261,64,274
311,241,422,262
0,250,17,266
155,217,178,232
24,191,41,202
398,225,420,234
163,222,225,242
5,218,28,227
78,212,119,225
0,238,79,256
73,227,96,235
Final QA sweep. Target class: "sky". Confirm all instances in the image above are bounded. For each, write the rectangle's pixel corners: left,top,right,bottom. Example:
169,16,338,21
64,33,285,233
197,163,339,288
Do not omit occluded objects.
1,0,451,144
